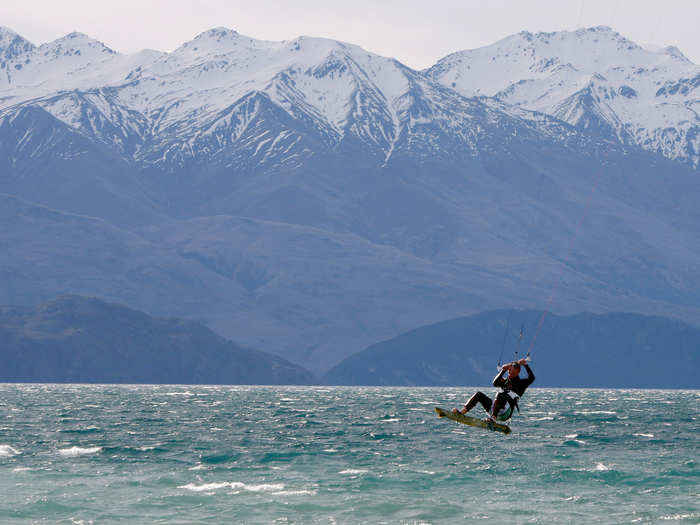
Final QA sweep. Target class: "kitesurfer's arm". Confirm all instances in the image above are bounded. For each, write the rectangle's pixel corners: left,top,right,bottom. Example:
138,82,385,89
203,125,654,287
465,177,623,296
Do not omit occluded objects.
519,359,535,386
492,366,508,387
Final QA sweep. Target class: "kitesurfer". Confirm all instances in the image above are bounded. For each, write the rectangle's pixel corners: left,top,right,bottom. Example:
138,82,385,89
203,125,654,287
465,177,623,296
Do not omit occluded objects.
452,358,534,422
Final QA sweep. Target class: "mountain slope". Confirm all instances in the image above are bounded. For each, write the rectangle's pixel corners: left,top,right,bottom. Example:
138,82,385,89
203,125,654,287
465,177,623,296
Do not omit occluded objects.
323,310,700,388
0,295,315,384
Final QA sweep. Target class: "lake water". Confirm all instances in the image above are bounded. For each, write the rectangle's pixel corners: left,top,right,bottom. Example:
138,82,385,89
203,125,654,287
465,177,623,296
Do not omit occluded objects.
0,385,698,524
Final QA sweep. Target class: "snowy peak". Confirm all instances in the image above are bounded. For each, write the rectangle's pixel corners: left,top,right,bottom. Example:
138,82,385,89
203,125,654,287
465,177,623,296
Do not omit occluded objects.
0,27,165,107
194,27,240,40
175,27,244,55
0,26,35,62
38,31,116,60
427,26,699,166
661,45,690,63
428,25,688,97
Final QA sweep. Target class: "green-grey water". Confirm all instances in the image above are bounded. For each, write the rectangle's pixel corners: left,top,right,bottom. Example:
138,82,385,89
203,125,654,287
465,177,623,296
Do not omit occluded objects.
0,385,698,524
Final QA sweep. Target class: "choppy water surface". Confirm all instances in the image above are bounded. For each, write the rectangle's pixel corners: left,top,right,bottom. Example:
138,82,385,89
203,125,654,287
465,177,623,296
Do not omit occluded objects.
0,385,698,524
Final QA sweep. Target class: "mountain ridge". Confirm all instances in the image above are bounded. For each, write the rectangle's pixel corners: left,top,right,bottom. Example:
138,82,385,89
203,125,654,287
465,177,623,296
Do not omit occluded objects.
1,25,697,167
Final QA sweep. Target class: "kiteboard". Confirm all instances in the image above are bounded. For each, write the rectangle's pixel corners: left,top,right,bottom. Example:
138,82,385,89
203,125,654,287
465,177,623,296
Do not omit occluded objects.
434,406,511,434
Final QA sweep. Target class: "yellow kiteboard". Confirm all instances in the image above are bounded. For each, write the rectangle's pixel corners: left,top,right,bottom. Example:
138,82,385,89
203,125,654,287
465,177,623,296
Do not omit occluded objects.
435,406,511,434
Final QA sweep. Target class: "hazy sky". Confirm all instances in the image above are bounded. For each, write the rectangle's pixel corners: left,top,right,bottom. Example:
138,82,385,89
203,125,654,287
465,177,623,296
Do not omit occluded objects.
2,0,698,68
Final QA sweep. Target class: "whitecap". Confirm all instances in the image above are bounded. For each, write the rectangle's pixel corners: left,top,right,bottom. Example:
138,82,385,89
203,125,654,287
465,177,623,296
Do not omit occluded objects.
12,467,33,472
58,446,102,457
179,481,285,493
0,444,20,457
633,433,654,438
179,481,231,492
383,418,400,422
272,489,317,496
188,463,209,471
339,469,368,475
323,448,338,453
660,513,700,521
593,462,611,471
225,481,287,493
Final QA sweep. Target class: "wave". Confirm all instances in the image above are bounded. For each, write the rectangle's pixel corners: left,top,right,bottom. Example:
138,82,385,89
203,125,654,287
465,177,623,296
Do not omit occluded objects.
660,513,700,521
163,391,194,396
58,446,102,457
58,427,101,434
179,481,285,493
0,444,20,457
339,469,368,475
272,489,317,496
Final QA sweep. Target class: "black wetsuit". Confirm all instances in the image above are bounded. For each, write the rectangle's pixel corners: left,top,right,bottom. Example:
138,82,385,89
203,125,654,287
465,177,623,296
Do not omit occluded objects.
462,364,535,419
493,364,535,398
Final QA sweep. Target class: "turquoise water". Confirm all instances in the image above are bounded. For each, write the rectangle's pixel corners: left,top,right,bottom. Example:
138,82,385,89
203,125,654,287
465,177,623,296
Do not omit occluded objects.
0,385,698,524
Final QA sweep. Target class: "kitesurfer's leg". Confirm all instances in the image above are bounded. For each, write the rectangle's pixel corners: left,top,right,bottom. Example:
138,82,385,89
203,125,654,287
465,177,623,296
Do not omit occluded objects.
490,395,503,421
453,391,492,415
490,392,514,422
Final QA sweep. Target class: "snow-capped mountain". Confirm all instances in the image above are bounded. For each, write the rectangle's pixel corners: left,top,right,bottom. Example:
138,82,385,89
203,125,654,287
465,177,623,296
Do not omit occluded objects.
427,26,700,167
0,26,648,175
1,25,698,372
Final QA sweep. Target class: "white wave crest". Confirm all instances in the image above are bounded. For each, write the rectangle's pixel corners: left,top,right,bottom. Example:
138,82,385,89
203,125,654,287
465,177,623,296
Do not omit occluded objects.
272,489,317,496
59,446,102,457
179,481,285,493
0,444,20,457
339,469,368,475
660,513,700,521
